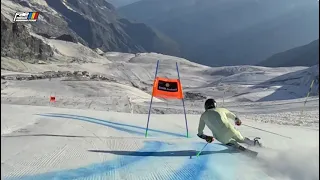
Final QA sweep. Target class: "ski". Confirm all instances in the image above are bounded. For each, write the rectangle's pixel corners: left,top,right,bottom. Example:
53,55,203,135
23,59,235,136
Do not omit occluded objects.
225,143,259,158
238,145,259,158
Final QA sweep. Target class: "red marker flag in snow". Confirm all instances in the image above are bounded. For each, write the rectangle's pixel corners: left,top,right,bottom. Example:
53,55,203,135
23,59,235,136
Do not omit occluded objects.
50,96,56,102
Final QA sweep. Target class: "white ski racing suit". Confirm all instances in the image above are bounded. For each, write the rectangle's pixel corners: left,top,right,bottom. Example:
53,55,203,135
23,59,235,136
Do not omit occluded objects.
198,107,247,145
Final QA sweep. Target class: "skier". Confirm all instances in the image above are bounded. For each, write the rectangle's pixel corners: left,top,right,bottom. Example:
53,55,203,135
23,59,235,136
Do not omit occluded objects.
197,98,261,150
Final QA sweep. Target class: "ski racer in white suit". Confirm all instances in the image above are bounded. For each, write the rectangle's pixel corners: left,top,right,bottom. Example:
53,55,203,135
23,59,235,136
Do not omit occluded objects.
197,98,261,148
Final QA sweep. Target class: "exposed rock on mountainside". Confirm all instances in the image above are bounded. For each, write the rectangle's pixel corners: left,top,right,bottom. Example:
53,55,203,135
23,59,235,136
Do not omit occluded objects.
55,34,77,43
1,14,54,62
1,0,180,60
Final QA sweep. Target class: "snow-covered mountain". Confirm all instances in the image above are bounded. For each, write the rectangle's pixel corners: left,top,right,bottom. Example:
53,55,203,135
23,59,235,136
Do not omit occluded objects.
258,39,319,67
1,0,318,114
1,30,319,114
1,1,319,179
1,0,180,61
119,0,319,66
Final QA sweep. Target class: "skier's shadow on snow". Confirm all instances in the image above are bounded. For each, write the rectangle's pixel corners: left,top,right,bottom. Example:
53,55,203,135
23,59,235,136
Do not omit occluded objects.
88,149,240,157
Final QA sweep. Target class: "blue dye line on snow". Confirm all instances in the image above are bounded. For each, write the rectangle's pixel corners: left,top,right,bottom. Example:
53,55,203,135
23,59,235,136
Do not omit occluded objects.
5,141,163,180
193,143,231,180
39,113,186,137
3,114,216,179
171,142,231,180
168,142,211,180
37,113,226,179
38,114,144,136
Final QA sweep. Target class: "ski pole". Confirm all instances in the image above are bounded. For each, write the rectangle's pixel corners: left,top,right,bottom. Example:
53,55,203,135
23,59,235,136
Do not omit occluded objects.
243,124,292,139
299,79,315,122
196,142,209,157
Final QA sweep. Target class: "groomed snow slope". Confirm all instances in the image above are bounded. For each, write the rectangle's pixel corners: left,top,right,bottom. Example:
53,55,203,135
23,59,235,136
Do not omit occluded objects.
1,104,319,180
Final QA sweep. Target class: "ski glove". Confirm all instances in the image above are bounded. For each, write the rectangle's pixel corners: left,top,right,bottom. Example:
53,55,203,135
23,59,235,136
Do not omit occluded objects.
235,117,242,126
205,136,214,143
197,134,214,143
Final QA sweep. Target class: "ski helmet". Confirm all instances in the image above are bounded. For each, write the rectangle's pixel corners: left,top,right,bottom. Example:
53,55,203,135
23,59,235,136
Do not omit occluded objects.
204,98,217,110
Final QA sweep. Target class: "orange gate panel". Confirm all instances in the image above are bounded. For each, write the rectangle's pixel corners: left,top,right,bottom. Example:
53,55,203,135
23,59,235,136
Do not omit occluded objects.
152,77,183,99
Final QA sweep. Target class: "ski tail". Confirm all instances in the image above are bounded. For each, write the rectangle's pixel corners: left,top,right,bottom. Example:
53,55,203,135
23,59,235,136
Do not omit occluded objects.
225,143,258,158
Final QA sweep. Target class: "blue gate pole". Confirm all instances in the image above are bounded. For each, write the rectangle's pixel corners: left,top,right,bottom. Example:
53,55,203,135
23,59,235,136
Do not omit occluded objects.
176,62,189,138
145,60,160,137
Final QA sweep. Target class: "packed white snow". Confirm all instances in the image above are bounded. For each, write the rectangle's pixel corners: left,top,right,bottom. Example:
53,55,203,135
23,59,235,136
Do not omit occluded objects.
1,103,319,180
1,29,319,179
